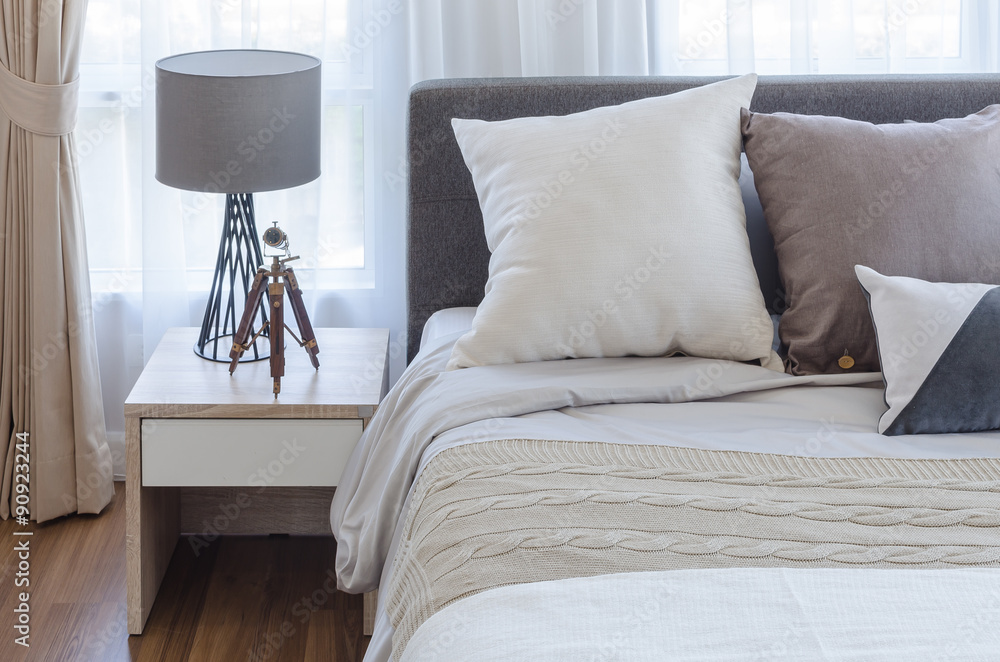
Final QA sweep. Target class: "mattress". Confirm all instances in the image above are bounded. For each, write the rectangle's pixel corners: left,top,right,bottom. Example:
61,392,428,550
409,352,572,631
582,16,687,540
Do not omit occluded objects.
332,310,1000,662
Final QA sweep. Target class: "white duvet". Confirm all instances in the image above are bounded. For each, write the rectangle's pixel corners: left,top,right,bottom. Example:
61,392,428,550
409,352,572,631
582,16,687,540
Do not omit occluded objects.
399,568,1000,661
329,329,1000,661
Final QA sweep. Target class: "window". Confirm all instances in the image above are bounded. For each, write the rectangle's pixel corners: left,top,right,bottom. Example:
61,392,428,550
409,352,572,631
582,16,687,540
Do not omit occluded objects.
674,0,969,75
78,0,377,294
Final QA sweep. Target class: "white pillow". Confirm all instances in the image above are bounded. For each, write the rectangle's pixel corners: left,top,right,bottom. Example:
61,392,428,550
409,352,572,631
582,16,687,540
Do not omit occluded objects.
448,74,780,371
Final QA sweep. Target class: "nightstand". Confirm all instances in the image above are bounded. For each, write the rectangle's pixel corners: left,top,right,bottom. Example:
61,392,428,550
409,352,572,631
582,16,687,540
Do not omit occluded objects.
125,327,388,636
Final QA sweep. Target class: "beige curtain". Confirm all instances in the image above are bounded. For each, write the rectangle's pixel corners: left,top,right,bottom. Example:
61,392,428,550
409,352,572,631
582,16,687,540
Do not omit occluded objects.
0,0,113,521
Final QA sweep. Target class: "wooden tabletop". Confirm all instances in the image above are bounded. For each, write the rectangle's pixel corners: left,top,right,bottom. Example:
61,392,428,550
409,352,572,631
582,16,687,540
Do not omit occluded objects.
125,327,390,419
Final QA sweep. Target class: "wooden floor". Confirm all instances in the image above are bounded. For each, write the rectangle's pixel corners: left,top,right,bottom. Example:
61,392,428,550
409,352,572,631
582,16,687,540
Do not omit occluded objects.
0,483,369,661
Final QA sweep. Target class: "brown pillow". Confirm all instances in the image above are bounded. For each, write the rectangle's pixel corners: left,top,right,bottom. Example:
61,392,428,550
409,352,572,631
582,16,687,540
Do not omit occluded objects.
741,106,1000,375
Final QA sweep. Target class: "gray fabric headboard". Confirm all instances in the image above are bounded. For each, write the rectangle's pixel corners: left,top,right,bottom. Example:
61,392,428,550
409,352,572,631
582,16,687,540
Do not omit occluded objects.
407,74,1000,363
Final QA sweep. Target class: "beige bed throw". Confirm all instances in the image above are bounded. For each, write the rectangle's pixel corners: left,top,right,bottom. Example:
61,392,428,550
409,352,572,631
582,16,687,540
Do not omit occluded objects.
386,439,1000,659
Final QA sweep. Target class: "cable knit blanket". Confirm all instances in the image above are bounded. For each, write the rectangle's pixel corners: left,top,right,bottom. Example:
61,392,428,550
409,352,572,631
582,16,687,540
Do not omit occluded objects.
386,438,1000,660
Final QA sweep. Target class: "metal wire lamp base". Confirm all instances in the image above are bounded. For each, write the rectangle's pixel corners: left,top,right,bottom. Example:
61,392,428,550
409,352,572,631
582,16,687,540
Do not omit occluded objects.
194,193,270,362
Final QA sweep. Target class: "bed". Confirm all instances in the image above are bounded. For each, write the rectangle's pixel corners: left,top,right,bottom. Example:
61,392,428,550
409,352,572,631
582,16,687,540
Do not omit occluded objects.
332,75,1000,661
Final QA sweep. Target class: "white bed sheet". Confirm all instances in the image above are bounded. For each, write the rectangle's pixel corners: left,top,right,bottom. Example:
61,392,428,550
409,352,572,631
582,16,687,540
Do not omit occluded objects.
418,307,477,351
340,318,1000,662
399,567,1000,661
420,385,1000,477
413,309,999,474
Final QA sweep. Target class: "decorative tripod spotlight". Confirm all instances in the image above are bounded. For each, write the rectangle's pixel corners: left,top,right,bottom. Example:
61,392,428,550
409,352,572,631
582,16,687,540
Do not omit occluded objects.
229,223,320,396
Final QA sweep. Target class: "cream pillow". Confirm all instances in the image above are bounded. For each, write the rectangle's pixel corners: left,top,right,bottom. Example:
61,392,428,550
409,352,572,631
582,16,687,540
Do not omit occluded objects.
448,74,779,371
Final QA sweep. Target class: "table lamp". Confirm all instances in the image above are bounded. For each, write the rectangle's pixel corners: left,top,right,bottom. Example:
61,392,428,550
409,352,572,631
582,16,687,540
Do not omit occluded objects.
155,49,321,361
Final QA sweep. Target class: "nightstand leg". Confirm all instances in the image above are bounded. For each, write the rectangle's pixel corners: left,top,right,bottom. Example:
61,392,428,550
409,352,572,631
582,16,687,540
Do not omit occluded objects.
364,590,378,636
126,417,181,635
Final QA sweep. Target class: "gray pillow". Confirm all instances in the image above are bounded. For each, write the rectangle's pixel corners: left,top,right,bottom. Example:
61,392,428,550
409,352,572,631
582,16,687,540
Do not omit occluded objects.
742,105,1000,375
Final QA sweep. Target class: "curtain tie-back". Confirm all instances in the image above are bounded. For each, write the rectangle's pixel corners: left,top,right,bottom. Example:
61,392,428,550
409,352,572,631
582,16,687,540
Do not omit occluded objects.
0,60,79,136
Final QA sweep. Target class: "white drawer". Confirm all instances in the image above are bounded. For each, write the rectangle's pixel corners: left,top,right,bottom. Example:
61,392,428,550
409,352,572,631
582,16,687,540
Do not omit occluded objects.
141,418,363,487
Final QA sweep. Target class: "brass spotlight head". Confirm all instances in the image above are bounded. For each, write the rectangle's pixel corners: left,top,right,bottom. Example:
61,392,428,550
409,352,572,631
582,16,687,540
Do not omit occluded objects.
262,222,287,249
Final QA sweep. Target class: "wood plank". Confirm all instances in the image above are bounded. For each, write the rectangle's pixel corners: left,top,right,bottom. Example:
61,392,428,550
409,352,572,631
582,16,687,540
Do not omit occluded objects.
17,490,125,606
183,537,272,661
126,416,181,635
359,410,381,638
304,595,369,662
186,536,343,660
179,487,337,535
0,482,370,661
30,601,125,661
125,414,144,635
304,610,341,662
363,591,378,637
0,488,133,662
125,328,389,415
257,536,336,662
125,403,371,420
134,537,220,662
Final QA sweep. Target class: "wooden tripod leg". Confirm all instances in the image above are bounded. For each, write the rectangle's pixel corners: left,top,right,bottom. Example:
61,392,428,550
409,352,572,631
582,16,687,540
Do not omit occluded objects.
269,280,286,396
229,268,270,374
283,266,320,369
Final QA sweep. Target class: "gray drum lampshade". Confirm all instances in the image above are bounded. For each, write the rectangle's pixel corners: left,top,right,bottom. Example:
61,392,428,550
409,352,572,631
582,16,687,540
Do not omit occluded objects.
155,49,321,193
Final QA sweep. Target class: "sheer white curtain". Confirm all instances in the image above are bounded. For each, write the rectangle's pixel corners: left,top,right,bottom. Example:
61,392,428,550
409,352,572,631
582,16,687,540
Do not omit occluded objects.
78,1,408,474
410,0,1000,81
78,0,1000,474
